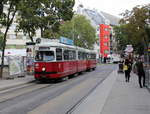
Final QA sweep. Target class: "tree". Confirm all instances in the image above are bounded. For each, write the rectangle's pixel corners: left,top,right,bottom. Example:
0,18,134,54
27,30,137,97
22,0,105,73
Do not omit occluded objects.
0,0,20,78
17,0,75,41
0,0,75,78
59,15,96,49
114,24,145,55
114,25,130,53
0,32,3,50
119,4,150,54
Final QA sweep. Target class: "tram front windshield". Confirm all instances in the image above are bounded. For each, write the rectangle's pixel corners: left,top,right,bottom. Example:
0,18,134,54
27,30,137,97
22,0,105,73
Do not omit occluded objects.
35,51,55,61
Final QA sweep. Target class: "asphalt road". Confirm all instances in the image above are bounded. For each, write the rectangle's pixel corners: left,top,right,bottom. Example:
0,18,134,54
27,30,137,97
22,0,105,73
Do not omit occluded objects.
0,64,117,114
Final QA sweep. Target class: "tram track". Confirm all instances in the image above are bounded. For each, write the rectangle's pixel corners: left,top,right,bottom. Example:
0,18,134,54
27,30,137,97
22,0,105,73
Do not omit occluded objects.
0,83,52,103
65,70,113,114
0,65,117,114
28,66,115,114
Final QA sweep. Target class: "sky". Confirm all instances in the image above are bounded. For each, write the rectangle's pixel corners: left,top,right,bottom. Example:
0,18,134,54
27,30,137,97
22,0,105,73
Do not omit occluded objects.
74,0,150,17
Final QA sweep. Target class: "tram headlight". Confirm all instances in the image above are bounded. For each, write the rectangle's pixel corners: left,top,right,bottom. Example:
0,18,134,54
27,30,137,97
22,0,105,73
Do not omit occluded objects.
42,67,46,71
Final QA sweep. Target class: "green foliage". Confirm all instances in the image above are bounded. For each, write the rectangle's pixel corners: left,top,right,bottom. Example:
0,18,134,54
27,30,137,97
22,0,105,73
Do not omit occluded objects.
114,25,129,51
119,4,150,54
116,4,150,55
59,15,96,49
114,25,145,54
43,29,60,39
17,0,75,41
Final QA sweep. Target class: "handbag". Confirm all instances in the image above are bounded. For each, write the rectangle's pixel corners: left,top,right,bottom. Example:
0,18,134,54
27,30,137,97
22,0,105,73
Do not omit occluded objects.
123,65,128,71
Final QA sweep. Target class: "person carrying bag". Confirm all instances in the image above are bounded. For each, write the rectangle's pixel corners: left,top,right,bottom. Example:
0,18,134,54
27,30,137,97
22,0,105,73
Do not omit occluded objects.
123,59,131,82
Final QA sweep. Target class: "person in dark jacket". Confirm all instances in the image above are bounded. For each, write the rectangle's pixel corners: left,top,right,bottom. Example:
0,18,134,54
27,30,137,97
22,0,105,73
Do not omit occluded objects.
123,59,131,82
135,57,145,88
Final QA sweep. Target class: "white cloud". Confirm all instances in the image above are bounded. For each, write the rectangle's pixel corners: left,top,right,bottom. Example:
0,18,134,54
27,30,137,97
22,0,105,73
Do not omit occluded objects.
74,0,150,17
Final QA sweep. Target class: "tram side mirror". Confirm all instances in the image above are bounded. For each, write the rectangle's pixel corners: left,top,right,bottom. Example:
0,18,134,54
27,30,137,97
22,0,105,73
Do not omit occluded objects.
36,38,41,44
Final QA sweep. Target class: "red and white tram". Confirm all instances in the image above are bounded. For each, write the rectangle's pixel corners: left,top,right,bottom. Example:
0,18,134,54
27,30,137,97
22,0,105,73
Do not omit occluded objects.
34,42,97,81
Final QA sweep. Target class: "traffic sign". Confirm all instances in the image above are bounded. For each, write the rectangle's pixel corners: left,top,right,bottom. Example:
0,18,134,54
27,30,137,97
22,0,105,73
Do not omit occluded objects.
125,45,133,53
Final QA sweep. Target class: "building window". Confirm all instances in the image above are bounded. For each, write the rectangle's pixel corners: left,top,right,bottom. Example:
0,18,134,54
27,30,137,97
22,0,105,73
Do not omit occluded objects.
16,35,22,39
104,43,107,46
104,28,108,31
9,34,16,39
104,35,108,39
104,50,109,54
10,24,16,30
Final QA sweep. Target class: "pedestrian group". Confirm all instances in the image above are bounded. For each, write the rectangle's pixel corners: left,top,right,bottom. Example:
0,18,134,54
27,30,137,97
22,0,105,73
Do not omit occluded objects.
122,57,145,88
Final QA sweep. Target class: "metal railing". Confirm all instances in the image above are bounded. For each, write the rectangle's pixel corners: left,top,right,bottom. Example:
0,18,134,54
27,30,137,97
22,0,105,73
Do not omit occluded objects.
145,68,150,88
144,53,150,89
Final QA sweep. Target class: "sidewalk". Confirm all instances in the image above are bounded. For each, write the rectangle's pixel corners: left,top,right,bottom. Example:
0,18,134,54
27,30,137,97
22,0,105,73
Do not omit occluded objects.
0,75,35,90
72,70,150,114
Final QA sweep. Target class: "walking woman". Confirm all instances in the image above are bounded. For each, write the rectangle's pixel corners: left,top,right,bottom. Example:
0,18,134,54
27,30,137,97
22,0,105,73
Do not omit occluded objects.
123,59,131,82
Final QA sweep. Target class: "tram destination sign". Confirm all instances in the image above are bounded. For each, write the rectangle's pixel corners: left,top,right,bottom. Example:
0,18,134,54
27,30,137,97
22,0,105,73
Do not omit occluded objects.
60,36,74,45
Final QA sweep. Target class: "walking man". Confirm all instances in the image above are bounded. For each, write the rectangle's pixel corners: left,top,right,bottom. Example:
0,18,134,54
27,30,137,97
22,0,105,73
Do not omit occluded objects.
135,57,145,88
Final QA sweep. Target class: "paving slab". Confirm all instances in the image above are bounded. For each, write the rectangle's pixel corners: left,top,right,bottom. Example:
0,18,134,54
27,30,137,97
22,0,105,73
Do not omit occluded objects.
71,71,150,114
101,73,150,114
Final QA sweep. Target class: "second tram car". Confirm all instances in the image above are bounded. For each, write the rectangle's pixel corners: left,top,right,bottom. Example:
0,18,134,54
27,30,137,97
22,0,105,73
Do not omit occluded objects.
34,42,96,81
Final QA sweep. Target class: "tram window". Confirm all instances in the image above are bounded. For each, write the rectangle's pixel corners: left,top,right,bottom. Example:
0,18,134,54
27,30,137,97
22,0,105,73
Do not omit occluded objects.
87,53,90,60
56,48,62,61
89,54,92,60
91,54,96,59
78,52,81,60
35,51,42,61
68,50,76,60
69,50,73,60
35,51,54,61
81,52,83,60
64,50,69,60
85,53,88,60
78,52,84,60
73,51,76,60
83,53,87,60
94,54,96,59
81,52,84,60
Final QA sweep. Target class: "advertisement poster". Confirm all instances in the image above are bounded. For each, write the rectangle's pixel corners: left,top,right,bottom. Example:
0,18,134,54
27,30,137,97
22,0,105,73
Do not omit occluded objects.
26,42,35,74
9,57,24,77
